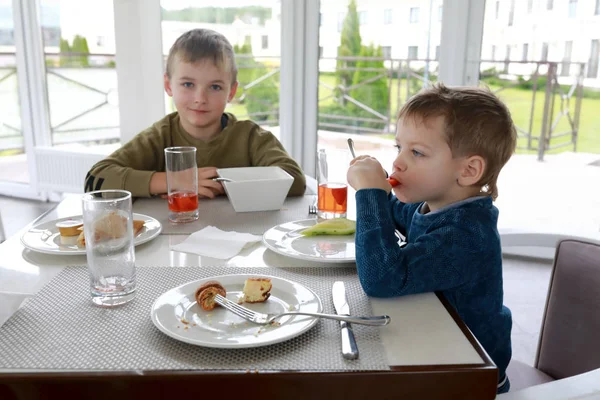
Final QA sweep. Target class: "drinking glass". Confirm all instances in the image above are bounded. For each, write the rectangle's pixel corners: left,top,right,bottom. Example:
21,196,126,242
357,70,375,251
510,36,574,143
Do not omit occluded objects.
165,146,199,223
82,190,136,307
316,148,348,219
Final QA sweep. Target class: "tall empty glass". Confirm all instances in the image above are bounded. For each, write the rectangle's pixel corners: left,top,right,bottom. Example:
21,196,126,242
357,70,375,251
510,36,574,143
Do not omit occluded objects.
165,146,199,223
317,148,348,219
82,190,136,307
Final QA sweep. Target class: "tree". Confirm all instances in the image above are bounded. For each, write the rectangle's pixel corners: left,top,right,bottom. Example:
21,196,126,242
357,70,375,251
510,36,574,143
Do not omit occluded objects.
71,35,90,67
233,42,279,122
349,44,389,127
335,0,362,98
59,38,71,66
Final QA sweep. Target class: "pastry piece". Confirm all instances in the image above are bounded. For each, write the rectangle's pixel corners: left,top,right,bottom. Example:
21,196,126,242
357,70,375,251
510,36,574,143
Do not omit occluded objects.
94,212,127,240
133,219,145,236
76,229,86,248
242,278,272,303
56,219,83,237
195,281,226,311
75,219,145,248
300,218,356,236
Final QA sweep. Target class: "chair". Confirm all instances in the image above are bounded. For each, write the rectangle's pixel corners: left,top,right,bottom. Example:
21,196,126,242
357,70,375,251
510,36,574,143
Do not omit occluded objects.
507,239,600,391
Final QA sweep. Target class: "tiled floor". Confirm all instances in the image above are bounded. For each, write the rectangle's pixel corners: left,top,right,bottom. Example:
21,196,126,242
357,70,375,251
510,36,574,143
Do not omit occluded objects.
0,194,554,368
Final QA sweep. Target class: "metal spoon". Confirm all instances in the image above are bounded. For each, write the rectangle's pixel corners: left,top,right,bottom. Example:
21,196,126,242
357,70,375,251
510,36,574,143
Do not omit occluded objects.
347,138,356,158
348,137,399,187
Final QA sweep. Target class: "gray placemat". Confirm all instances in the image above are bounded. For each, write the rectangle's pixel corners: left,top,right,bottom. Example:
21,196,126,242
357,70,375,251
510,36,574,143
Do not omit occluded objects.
134,196,315,235
0,266,389,372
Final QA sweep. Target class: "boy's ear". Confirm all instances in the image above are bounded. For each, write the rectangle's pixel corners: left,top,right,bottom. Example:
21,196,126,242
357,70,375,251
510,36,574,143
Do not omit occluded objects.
457,155,485,187
228,81,239,102
164,74,173,96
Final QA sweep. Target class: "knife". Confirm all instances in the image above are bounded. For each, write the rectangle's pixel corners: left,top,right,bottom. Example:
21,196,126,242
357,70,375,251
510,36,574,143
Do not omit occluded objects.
332,281,359,360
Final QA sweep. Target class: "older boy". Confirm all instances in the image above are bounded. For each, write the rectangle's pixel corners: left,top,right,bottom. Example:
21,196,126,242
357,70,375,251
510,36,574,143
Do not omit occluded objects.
347,84,516,393
85,29,305,198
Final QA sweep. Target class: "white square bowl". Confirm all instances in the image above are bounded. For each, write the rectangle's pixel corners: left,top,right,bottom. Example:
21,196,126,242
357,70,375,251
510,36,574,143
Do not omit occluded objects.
216,167,294,212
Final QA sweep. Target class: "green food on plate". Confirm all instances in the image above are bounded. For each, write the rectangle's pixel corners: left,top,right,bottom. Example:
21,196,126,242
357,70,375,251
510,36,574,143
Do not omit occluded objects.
300,218,356,236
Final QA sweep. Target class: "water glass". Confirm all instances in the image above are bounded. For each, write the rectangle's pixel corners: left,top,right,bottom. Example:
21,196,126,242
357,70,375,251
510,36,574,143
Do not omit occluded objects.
82,190,136,307
316,148,348,219
165,146,199,223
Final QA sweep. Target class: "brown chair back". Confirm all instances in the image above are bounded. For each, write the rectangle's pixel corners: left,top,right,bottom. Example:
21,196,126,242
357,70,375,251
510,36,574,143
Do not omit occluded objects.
535,239,600,379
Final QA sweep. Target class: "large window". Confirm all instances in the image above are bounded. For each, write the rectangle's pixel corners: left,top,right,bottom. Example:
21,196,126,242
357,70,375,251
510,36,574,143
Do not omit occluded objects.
39,0,119,148
0,0,25,184
568,0,577,18
161,0,281,130
481,0,600,159
562,41,573,76
317,0,443,169
409,7,420,23
384,9,392,25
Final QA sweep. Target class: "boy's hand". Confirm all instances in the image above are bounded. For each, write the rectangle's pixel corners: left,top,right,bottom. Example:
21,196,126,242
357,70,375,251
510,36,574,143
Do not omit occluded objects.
197,167,225,199
347,155,390,192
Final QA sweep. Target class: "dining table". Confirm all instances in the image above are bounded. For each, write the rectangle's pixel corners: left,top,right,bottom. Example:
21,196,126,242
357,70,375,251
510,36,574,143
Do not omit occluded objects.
0,193,499,399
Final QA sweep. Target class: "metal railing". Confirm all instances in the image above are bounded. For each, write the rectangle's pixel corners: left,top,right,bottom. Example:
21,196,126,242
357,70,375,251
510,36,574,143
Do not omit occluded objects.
1,53,588,162
480,60,585,161
317,56,438,136
0,52,120,152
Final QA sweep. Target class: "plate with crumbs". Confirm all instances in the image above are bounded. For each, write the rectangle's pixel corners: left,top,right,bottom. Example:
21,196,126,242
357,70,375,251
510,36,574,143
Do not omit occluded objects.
150,274,322,348
20,213,162,255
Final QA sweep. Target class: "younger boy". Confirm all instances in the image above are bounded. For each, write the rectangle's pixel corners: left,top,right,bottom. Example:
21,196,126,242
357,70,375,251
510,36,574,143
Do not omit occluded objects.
347,84,516,393
85,29,305,198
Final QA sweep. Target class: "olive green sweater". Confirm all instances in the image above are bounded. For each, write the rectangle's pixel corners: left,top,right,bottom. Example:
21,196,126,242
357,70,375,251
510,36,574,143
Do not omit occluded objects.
85,112,306,197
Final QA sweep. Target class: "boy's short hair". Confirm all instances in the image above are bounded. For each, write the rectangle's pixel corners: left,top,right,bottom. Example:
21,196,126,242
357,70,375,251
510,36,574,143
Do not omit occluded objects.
398,83,517,201
166,29,238,83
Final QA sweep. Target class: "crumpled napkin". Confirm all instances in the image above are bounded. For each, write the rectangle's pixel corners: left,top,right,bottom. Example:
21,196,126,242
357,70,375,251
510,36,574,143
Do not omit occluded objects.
170,226,262,259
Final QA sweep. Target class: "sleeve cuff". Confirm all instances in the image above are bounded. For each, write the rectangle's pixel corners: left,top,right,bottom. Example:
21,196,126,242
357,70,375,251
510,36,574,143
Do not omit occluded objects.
355,188,392,230
124,169,155,197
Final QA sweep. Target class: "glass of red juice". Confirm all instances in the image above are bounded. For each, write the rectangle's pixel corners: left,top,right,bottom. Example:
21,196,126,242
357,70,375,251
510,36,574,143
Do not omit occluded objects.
165,147,199,223
316,149,347,219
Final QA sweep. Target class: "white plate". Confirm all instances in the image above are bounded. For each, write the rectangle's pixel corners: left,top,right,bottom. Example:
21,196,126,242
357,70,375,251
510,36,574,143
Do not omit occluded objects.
150,274,322,348
262,219,355,263
20,213,162,255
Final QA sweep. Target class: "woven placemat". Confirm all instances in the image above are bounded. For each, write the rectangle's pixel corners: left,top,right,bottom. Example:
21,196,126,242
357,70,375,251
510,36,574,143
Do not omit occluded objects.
0,266,389,372
134,196,315,235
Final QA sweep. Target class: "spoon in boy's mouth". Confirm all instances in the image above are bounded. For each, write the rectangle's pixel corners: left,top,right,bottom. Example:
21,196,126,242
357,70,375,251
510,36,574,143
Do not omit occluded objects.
347,138,400,187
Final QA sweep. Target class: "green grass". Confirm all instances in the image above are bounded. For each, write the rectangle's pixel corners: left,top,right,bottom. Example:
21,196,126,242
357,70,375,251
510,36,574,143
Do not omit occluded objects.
491,86,600,154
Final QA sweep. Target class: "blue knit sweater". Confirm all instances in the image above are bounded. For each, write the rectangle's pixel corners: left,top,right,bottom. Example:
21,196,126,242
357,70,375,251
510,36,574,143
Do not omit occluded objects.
355,189,512,390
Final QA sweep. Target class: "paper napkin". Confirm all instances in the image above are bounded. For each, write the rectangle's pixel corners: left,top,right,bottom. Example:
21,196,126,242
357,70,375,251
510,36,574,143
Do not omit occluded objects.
170,226,262,259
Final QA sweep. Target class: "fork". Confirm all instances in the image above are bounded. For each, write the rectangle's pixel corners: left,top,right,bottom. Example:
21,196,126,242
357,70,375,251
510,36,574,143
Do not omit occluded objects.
214,294,390,326
308,195,318,215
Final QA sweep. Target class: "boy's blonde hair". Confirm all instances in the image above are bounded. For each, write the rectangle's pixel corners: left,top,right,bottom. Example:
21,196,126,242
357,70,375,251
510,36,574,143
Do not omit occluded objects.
166,29,238,83
398,83,517,201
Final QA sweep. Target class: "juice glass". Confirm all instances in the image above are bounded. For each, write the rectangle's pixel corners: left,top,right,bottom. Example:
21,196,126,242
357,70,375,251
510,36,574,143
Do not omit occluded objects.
165,147,199,223
316,148,348,219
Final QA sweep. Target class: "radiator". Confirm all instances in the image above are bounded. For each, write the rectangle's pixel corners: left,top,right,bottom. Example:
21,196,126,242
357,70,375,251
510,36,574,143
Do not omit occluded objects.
34,145,118,193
